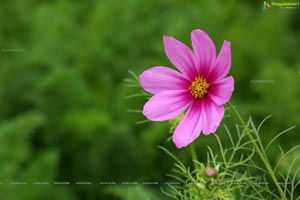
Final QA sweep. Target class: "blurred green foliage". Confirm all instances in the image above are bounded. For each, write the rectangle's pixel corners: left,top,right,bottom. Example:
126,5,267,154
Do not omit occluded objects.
0,0,299,199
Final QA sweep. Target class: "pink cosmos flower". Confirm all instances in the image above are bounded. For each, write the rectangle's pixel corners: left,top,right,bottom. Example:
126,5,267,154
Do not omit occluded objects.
139,29,234,148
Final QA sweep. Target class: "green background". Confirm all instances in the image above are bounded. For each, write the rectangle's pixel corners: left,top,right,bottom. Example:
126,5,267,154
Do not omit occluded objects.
0,0,299,199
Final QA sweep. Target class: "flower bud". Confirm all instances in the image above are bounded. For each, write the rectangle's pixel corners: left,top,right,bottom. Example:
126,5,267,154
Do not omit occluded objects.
204,168,218,178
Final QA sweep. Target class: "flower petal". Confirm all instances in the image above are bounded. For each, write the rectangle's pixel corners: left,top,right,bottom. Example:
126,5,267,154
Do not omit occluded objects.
191,29,216,77
200,97,225,135
209,41,231,81
139,66,190,94
172,100,202,148
209,76,234,105
143,90,192,121
172,97,225,148
163,36,196,80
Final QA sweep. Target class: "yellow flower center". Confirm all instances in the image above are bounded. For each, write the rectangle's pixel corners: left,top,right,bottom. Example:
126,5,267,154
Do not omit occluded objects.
189,76,210,99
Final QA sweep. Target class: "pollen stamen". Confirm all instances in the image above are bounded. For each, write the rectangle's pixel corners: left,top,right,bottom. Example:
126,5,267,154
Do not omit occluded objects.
189,76,210,98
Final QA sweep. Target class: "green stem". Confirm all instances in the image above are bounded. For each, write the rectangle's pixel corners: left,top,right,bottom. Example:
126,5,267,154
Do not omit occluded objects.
227,102,287,200
189,143,200,171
